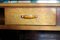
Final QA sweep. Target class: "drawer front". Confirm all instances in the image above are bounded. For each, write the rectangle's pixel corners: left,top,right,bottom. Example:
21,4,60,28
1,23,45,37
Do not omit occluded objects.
5,7,56,25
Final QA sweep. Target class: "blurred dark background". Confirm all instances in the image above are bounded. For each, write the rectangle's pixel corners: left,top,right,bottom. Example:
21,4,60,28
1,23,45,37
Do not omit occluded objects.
0,30,60,40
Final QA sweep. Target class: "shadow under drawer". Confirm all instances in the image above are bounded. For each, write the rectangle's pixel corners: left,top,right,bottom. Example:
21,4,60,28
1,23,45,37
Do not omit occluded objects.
0,8,5,25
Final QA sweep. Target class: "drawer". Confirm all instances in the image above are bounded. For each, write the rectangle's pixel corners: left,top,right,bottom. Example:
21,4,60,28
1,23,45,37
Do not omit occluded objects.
5,7,56,25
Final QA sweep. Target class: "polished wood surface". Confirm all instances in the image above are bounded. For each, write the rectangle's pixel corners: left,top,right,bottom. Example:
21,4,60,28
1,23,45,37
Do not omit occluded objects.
0,3,60,7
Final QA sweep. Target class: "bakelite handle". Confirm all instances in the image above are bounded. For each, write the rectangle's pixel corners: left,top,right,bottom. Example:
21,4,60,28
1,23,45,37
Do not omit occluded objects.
21,15,37,19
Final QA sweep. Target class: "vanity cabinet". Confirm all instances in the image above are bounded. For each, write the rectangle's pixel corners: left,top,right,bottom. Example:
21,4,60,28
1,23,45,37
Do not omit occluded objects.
0,3,59,30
